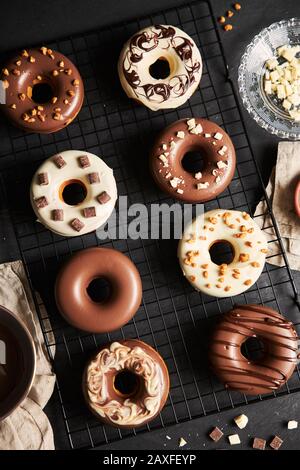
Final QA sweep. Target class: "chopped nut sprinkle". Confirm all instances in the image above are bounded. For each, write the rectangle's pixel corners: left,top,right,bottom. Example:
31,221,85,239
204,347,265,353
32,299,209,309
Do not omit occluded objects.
239,253,250,262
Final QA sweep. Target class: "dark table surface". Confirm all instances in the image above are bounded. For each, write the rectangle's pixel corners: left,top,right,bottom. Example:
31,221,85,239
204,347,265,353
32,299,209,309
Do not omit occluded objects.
0,0,300,451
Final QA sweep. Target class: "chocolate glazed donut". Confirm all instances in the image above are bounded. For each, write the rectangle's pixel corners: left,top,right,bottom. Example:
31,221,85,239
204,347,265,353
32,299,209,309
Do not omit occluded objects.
209,304,299,395
1,47,84,133
83,339,170,428
55,247,142,333
150,118,236,202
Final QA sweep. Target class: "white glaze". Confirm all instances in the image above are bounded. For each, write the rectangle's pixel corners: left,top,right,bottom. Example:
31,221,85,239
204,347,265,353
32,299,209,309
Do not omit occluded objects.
30,150,117,237
178,209,268,297
118,25,202,111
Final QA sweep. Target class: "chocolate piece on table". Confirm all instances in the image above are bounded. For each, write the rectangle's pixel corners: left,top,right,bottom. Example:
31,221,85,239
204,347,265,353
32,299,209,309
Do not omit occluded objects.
38,172,49,185
97,191,111,204
35,196,48,208
52,209,64,221
83,206,96,218
71,218,84,232
53,155,66,168
79,155,90,168
209,427,223,442
88,172,100,184
252,437,266,450
269,435,283,450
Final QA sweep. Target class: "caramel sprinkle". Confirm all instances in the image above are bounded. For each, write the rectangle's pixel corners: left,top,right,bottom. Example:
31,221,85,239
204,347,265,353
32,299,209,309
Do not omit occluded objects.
29,56,36,63
189,276,196,282
251,262,260,268
9,104,16,110
51,96,58,104
224,286,231,292
67,90,75,97
40,47,48,55
2,68,9,76
239,253,250,262
240,225,247,232
203,271,208,278
21,49,29,57
261,249,268,254
245,241,253,247
72,79,80,86
244,280,252,286
209,217,218,224
201,264,208,269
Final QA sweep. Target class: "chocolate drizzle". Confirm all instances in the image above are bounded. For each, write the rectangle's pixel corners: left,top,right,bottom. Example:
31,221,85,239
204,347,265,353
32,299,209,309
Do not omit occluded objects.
121,25,201,105
209,304,299,395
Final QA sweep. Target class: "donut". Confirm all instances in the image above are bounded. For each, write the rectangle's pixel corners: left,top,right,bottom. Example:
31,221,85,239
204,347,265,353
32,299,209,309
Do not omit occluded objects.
1,47,84,133
118,25,202,111
209,304,299,395
55,247,142,333
178,209,268,297
83,339,169,427
30,150,117,237
150,118,236,202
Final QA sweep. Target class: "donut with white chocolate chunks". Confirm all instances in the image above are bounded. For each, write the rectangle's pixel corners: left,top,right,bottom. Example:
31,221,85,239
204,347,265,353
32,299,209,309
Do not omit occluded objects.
178,209,268,297
83,339,170,428
30,150,117,237
1,47,84,133
118,25,202,111
150,118,236,202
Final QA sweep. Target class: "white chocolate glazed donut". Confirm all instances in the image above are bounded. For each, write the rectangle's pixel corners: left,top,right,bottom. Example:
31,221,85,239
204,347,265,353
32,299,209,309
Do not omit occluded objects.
30,150,117,237
118,25,202,111
178,209,268,298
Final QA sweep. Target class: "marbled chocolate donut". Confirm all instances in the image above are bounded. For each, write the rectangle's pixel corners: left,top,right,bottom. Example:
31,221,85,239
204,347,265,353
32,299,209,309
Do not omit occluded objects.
83,340,170,428
118,25,202,111
1,47,84,133
150,118,236,202
55,247,142,333
209,304,299,395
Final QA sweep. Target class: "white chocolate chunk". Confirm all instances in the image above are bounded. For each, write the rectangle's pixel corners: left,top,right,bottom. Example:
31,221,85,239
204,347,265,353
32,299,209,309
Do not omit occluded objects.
165,172,171,179
178,437,187,447
189,123,203,135
228,434,241,445
177,188,184,194
270,70,280,82
204,133,211,138
186,118,196,129
215,176,221,183
170,177,182,188
158,154,169,166
194,172,202,180
170,140,176,150
277,84,286,99
266,58,279,70
197,182,209,189
283,99,292,110
234,414,248,429
212,169,218,176
217,160,228,169
264,80,272,94
176,131,185,139
161,143,167,151
288,93,300,106
214,132,223,140
287,420,298,430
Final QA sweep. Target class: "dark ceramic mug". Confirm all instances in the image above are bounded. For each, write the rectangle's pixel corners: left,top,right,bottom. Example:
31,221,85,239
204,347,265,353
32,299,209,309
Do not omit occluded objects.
0,305,36,420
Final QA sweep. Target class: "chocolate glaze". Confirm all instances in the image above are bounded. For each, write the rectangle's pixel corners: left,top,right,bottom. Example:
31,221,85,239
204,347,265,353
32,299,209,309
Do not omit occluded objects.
150,118,236,202
0,305,36,421
82,339,170,428
1,47,84,133
209,304,299,395
120,25,201,106
55,247,142,333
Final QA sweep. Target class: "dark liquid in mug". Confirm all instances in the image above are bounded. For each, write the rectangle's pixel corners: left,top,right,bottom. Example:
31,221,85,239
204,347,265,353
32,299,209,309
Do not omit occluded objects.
0,325,21,401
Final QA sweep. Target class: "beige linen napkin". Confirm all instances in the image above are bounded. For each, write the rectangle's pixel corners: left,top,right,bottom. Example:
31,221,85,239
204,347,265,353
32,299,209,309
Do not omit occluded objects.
0,260,56,450
254,141,300,269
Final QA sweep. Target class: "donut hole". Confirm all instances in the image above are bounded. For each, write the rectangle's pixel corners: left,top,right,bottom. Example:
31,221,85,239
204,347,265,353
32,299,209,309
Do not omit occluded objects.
30,82,54,104
241,336,266,362
86,277,112,303
181,151,205,174
149,58,170,79
114,369,140,398
209,240,235,265
60,179,87,206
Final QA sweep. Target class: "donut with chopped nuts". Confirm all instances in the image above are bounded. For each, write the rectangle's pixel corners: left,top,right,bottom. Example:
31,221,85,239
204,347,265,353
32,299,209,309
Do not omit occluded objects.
30,150,117,237
1,47,84,133
118,25,202,111
178,209,268,297
150,118,236,202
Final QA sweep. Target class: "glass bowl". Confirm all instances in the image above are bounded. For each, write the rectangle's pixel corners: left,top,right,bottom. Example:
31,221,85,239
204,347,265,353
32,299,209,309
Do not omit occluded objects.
238,18,300,140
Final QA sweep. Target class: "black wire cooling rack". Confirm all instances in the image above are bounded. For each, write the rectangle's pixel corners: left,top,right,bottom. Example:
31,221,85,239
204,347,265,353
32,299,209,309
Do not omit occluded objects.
0,0,300,450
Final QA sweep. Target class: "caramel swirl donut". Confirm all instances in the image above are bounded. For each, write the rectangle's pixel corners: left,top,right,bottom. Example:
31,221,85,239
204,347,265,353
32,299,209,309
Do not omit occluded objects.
178,209,268,297
55,247,142,333
209,304,299,395
83,340,170,428
150,118,236,202
118,25,202,111
1,47,84,133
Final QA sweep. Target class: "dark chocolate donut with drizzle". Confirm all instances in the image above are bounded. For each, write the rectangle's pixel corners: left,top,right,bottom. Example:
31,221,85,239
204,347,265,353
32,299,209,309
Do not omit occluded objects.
1,47,84,133
209,304,298,395
118,25,202,111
